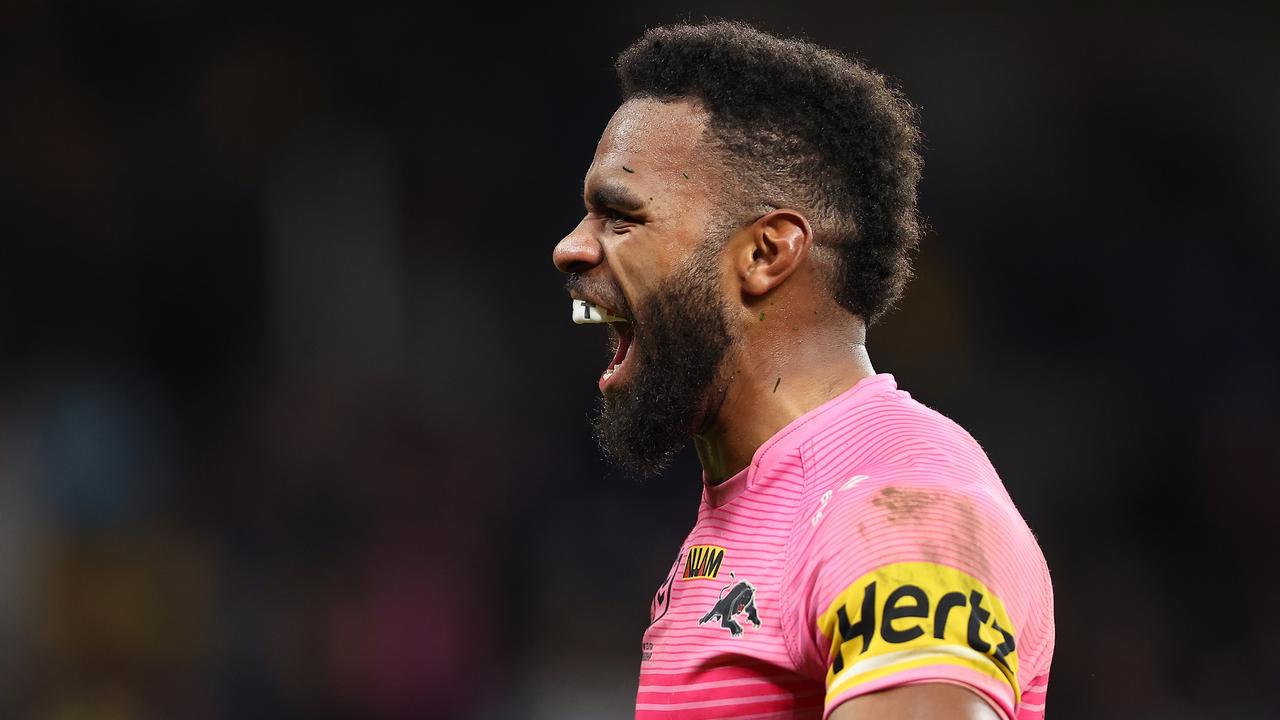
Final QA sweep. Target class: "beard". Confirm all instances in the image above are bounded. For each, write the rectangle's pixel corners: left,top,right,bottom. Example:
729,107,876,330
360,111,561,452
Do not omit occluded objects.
591,238,734,478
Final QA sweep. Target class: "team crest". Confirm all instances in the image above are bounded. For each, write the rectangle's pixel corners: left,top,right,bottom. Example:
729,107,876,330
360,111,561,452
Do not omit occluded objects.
698,573,762,637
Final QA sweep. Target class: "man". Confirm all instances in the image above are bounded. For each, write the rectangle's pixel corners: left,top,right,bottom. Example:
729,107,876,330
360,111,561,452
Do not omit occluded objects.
553,21,1053,720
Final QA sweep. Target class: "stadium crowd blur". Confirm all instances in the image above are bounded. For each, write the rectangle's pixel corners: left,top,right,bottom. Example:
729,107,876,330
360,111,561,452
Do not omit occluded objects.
1,3,1277,719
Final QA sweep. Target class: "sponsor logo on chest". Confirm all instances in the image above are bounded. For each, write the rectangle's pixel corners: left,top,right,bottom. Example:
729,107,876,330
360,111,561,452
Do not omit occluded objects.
681,545,726,580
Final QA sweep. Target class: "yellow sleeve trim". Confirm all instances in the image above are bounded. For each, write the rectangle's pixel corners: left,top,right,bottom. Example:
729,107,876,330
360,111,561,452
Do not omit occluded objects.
828,644,1011,699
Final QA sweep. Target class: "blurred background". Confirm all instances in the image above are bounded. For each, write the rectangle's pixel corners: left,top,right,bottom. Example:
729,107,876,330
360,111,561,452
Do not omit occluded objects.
1,2,1277,718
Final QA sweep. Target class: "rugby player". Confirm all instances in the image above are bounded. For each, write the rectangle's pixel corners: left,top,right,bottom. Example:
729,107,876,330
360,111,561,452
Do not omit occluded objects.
553,21,1054,720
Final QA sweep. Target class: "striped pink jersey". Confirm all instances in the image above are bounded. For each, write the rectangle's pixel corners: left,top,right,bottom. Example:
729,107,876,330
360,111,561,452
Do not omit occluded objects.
637,373,1054,719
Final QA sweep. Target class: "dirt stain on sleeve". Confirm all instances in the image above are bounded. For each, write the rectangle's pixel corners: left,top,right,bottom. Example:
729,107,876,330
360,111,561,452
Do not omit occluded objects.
872,486,940,521
872,487,991,576
949,497,990,576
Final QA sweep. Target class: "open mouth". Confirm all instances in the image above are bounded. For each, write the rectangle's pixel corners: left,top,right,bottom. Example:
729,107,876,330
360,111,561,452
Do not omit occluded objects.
600,321,634,390
571,299,635,392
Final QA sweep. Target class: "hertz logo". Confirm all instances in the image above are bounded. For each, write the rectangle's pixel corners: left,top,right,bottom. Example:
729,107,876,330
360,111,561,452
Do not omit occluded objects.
682,545,725,580
819,562,1020,702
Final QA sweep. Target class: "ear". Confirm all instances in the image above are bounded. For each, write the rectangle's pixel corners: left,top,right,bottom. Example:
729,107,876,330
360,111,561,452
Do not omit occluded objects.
734,209,813,297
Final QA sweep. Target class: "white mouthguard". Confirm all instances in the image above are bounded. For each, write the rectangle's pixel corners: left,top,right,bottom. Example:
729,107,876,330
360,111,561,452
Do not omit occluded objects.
572,299,627,324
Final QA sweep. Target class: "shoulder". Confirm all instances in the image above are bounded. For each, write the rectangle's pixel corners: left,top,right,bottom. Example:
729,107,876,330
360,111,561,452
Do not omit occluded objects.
785,449,1054,711
792,381,1031,572
772,380,1054,717
794,464,1037,598
802,382,996,487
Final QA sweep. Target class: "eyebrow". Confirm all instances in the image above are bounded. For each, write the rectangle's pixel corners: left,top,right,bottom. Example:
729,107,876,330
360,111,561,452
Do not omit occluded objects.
585,182,647,213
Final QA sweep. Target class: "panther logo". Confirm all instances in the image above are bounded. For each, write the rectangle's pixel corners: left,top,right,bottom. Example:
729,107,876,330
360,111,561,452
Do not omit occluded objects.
698,573,762,637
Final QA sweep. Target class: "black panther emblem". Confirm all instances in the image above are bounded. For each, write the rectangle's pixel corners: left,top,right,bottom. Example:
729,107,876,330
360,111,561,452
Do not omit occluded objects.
698,573,761,637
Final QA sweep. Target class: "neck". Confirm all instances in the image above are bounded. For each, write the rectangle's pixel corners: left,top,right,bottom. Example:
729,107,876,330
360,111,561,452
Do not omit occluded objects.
694,317,875,485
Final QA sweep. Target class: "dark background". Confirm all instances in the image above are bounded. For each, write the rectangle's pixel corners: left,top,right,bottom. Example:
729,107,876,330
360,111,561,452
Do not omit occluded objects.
1,2,1277,718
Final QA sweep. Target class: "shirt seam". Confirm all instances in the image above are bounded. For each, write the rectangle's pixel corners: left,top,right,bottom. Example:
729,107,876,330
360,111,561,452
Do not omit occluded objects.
780,436,813,674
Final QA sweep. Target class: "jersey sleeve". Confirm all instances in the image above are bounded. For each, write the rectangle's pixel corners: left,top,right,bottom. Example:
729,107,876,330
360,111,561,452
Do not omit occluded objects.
784,467,1051,719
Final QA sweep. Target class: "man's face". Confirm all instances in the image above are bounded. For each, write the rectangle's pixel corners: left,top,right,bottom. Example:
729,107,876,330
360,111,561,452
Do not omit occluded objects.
553,98,738,476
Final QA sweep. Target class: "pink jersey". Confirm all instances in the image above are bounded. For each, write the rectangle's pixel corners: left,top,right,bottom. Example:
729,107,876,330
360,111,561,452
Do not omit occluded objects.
637,374,1054,719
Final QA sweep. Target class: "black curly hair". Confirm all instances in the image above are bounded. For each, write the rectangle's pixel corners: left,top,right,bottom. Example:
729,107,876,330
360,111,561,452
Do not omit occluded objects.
616,21,923,325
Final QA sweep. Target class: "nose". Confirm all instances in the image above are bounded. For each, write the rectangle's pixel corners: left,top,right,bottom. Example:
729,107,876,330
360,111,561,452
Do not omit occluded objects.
553,218,603,275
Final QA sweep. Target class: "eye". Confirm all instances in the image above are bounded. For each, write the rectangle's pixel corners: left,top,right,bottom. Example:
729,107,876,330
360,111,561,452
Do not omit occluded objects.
599,208,640,230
